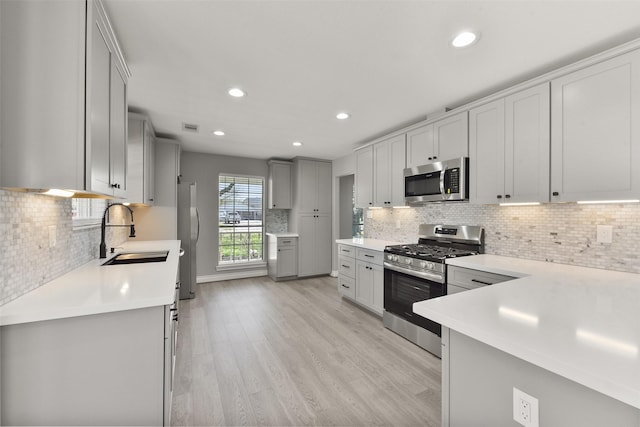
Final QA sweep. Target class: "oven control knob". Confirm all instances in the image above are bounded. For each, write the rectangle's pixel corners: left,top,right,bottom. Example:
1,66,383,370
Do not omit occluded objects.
404,258,412,265
393,255,399,262
420,261,427,268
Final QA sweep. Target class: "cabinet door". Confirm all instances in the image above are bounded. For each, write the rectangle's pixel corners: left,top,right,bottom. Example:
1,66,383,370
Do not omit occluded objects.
373,142,391,207
316,161,332,213
269,162,292,209
296,214,317,277
89,21,112,196
277,246,297,277
406,124,434,169
505,83,550,203
389,134,407,206
315,214,332,275
297,160,318,212
469,99,505,204
434,111,469,160
551,49,640,202
144,125,156,205
355,147,374,208
355,260,373,306
371,263,384,315
110,62,127,198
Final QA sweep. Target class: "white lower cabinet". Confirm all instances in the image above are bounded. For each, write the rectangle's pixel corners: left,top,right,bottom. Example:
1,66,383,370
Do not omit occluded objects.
1,303,177,426
297,214,331,277
337,244,384,316
267,234,298,280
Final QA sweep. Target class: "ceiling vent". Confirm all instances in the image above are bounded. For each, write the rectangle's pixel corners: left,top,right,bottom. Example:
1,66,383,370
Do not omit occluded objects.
182,122,199,133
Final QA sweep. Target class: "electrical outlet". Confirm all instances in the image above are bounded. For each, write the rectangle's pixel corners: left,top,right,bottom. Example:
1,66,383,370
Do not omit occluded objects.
366,209,374,219
596,225,613,244
513,387,539,427
48,225,57,248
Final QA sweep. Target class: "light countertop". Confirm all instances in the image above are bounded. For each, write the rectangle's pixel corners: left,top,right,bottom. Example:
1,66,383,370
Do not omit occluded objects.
0,240,181,326
266,232,299,238
414,254,640,409
336,238,404,252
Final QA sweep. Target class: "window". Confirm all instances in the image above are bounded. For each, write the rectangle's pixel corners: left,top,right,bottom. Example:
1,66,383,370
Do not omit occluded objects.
72,199,107,228
218,175,264,264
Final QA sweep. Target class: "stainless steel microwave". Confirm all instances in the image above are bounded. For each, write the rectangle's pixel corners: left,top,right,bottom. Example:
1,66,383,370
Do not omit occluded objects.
404,157,469,204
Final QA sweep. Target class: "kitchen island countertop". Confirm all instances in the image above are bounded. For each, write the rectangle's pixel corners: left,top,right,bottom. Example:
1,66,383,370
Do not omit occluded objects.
414,254,640,409
0,240,180,326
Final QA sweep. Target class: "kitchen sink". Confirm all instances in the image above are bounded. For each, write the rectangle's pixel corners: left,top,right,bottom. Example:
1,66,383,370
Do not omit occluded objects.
102,250,169,266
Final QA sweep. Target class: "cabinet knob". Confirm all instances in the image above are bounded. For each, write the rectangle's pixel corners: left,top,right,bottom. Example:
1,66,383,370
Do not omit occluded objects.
505,194,511,199
497,195,502,199
552,191,559,196
273,204,276,207
433,156,437,160
428,157,432,160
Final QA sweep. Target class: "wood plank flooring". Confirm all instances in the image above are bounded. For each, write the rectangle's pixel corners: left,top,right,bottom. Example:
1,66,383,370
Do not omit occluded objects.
171,275,442,426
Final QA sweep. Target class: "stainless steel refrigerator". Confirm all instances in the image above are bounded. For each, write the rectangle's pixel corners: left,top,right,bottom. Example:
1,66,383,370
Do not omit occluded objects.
178,182,199,299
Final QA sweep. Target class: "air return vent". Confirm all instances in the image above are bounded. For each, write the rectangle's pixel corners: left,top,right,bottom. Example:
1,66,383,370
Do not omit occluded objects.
182,122,199,133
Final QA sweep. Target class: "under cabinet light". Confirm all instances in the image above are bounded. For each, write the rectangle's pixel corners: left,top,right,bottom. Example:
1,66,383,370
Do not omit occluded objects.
577,200,640,205
499,202,540,207
42,189,74,198
392,206,411,209
368,207,382,210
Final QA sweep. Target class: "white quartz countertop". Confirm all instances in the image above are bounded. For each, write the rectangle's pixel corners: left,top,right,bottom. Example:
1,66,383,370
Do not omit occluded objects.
414,254,640,409
336,238,403,252
0,240,181,326
266,232,299,238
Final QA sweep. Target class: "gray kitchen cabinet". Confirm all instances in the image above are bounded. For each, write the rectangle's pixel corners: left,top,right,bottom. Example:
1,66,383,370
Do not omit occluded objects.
127,113,156,205
337,244,356,299
290,158,332,277
154,139,181,207
355,146,374,208
0,0,129,197
267,234,298,280
296,213,331,277
406,112,468,169
1,303,177,426
355,248,384,315
470,83,550,204
374,134,406,207
447,265,515,294
551,49,640,202
268,160,292,209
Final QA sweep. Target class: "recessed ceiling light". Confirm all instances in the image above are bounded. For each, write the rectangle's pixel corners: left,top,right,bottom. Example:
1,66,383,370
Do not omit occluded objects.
213,130,225,136
452,31,478,48
292,141,303,147
336,112,350,120
228,87,246,98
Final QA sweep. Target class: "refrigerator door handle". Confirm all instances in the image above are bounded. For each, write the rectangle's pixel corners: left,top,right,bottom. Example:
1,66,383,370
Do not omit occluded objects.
195,208,201,243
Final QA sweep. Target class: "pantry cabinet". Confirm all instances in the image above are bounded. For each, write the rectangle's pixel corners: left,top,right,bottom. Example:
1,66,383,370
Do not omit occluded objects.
406,112,468,169
127,113,156,205
551,49,640,202
470,83,550,204
0,0,129,197
268,160,293,209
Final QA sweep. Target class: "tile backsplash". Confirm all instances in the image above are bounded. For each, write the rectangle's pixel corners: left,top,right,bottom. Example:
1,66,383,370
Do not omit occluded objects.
0,190,130,306
265,208,289,233
365,202,640,274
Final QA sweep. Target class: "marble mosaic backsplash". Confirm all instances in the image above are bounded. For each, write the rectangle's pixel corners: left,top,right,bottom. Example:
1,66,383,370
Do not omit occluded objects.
265,209,289,233
0,190,130,306
364,202,640,275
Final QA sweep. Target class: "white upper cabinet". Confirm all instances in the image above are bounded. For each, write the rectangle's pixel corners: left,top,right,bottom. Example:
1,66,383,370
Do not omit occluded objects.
355,147,374,208
126,114,156,205
294,159,332,213
406,112,468,169
551,49,640,202
373,134,406,207
268,160,292,209
0,0,129,196
470,83,550,204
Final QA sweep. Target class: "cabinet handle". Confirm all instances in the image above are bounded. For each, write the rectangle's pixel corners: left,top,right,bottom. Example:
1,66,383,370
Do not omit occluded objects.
341,284,350,289
552,191,559,196
505,194,511,199
282,240,291,243
364,254,374,258
497,195,502,199
342,249,351,253
471,279,492,286
341,264,350,268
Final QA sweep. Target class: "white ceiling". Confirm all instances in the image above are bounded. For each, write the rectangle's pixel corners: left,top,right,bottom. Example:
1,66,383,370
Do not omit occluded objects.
104,0,640,161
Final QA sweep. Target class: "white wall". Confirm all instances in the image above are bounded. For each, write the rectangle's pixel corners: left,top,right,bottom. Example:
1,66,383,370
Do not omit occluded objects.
179,151,269,279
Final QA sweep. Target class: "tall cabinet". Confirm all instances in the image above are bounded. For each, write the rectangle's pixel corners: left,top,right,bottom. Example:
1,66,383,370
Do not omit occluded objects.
0,0,129,197
290,159,332,277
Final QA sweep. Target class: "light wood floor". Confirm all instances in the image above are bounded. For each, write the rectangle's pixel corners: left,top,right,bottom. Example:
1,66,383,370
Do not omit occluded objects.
170,275,442,426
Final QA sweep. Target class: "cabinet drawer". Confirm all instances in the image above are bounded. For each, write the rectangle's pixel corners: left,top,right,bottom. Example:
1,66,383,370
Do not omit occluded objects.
338,244,355,258
338,256,356,278
356,248,383,264
338,275,356,299
447,265,515,291
277,237,297,248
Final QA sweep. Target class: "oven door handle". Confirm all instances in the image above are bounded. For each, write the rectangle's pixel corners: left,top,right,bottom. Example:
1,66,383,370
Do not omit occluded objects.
383,262,444,283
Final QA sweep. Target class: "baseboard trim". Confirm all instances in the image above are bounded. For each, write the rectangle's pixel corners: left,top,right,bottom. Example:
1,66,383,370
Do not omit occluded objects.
197,269,268,283
330,270,338,278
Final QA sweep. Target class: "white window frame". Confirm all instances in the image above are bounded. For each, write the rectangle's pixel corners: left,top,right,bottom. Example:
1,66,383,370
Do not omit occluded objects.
72,199,107,229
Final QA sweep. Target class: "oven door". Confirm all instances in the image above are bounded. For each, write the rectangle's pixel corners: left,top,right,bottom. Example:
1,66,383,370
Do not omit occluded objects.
383,266,445,336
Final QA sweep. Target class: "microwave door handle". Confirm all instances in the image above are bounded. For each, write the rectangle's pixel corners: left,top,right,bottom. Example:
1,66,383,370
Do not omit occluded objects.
439,169,446,197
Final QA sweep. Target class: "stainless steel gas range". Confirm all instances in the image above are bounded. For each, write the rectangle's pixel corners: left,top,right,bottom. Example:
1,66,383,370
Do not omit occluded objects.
383,224,484,357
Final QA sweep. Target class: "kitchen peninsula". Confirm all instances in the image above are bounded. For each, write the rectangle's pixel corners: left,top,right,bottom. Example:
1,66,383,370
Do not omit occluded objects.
0,240,180,426
414,255,640,426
